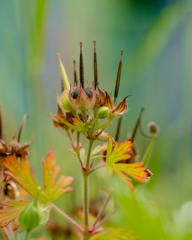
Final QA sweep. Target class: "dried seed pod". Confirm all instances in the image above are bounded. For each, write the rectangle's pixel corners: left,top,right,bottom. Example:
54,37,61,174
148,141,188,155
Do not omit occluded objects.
147,121,159,135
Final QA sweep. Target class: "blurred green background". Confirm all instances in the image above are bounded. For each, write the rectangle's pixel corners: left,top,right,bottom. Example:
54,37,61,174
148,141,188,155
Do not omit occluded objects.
0,0,192,239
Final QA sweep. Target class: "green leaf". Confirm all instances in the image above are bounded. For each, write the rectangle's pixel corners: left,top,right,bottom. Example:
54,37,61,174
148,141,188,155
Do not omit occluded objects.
106,136,152,190
9,236,15,240
91,227,136,240
16,232,25,240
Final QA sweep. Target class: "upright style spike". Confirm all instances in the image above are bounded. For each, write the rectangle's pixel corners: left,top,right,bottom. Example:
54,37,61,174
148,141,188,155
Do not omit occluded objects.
0,103,2,139
17,115,29,143
115,116,122,142
93,40,98,89
73,60,77,86
79,42,84,89
114,49,123,99
131,108,144,141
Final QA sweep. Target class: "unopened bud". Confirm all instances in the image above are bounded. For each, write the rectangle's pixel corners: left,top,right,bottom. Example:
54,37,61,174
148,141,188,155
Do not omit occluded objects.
97,107,110,119
19,187,41,231
147,122,159,135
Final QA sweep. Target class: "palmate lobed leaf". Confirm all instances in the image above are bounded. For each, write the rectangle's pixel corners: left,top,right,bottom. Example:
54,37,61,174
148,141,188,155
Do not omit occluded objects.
43,150,74,202
2,150,73,204
0,150,73,230
106,136,152,190
2,154,48,203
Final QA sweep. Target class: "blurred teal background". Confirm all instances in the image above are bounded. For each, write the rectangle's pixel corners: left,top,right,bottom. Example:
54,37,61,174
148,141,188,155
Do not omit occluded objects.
0,0,192,239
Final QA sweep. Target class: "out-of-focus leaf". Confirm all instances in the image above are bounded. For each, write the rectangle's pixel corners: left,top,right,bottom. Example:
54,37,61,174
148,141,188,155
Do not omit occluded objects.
164,201,192,239
11,232,35,240
106,136,152,190
9,236,15,240
91,145,107,157
91,227,136,240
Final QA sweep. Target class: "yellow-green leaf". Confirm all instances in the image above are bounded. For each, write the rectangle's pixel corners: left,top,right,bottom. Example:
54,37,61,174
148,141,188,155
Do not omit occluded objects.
106,136,152,190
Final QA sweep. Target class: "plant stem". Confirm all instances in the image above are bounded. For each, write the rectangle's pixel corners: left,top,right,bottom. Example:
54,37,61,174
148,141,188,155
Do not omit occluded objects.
76,132,84,167
86,140,94,169
83,174,89,230
1,227,9,240
92,195,111,229
94,210,115,231
52,204,83,233
83,139,94,236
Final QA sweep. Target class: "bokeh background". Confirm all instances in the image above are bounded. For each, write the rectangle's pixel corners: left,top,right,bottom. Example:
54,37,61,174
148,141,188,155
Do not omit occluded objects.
0,0,192,239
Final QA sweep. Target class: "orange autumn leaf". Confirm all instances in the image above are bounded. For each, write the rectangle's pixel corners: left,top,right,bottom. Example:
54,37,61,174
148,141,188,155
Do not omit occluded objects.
2,154,48,203
106,136,152,190
43,150,74,202
0,150,74,230
2,150,73,204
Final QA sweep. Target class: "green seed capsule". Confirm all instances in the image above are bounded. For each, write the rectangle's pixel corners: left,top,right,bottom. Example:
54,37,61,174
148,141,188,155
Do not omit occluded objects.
18,187,41,231
97,106,110,119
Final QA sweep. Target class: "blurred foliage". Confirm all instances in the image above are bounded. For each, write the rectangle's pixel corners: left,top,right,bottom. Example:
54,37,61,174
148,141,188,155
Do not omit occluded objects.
0,0,192,239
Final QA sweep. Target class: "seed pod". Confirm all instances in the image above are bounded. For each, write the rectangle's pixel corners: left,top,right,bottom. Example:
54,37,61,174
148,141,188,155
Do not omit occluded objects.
97,106,110,119
147,121,159,135
18,187,41,231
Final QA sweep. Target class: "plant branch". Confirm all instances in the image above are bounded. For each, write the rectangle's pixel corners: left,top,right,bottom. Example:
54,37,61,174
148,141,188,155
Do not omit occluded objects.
86,140,94,169
76,132,84,167
92,194,111,229
94,210,116,231
83,139,94,233
52,204,83,233
88,163,106,175
1,227,9,240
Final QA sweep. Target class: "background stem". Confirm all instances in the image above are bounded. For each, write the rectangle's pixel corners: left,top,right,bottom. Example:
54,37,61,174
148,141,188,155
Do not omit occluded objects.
52,204,83,233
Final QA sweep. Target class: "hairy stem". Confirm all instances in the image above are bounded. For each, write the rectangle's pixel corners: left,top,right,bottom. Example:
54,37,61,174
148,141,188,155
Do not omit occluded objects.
52,204,83,233
83,139,94,238
83,174,89,230
1,227,9,240
86,140,94,169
